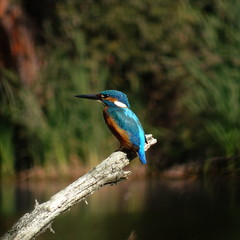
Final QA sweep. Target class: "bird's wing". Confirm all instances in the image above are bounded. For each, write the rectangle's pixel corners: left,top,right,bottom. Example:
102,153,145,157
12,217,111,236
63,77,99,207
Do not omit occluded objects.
111,108,145,149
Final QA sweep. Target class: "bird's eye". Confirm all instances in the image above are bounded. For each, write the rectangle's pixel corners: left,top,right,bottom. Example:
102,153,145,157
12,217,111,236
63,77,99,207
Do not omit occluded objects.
102,94,109,99
97,94,109,99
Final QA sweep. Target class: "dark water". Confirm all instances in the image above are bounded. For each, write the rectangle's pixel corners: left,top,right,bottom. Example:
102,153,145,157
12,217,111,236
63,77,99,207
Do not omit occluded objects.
1,177,240,240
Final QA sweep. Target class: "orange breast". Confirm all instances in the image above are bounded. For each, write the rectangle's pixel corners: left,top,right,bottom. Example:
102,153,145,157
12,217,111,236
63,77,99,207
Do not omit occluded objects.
103,108,133,149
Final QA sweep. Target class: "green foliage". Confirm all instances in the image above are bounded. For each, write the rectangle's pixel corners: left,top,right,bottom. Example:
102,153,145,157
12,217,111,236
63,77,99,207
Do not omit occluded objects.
181,0,240,159
0,70,19,176
39,31,110,166
185,66,240,157
0,125,14,176
1,0,240,176
0,30,110,176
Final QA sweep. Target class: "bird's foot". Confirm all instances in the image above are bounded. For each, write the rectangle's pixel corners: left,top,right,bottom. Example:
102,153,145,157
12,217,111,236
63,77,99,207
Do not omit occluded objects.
116,147,137,161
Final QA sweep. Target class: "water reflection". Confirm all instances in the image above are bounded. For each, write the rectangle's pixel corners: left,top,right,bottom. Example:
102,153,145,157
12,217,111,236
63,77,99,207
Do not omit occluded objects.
1,178,240,240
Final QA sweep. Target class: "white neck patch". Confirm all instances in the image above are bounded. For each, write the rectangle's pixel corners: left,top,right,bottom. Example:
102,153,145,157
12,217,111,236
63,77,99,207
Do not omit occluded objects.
114,100,128,108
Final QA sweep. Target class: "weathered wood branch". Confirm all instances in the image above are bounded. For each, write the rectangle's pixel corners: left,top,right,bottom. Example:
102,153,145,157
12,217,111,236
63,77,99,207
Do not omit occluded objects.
1,134,157,240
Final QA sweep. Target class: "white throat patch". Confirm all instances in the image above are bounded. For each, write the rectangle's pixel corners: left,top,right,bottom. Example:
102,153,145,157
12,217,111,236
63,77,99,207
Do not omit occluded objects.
114,101,128,108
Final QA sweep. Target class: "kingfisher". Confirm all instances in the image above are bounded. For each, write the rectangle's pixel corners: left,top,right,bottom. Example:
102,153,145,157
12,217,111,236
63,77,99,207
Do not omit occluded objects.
75,90,147,164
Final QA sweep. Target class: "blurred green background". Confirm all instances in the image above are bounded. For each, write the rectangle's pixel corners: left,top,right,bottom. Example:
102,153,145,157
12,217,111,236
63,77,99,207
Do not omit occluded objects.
0,0,240,178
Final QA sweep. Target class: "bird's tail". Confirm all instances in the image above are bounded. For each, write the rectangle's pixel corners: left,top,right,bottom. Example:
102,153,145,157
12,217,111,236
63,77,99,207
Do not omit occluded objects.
138,149,147,164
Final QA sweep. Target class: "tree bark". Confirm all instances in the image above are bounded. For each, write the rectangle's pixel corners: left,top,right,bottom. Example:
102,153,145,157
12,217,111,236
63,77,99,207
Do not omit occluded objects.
0,134,157,240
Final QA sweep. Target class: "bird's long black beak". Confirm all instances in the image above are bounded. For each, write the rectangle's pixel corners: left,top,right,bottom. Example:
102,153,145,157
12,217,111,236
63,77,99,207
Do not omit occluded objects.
75,94,99,100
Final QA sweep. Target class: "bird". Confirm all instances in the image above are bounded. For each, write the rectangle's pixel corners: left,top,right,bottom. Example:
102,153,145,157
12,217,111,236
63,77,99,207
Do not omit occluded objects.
75,90,147,164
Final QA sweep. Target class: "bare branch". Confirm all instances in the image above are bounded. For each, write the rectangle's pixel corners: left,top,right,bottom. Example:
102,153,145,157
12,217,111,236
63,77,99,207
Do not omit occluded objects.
0,134,157,240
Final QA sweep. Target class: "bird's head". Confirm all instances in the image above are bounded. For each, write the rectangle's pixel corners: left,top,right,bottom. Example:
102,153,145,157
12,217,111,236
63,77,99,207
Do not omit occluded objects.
75,90,130,108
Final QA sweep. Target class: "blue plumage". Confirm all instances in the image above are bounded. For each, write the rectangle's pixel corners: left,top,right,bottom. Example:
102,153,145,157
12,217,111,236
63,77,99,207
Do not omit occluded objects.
106,107,147,164
75,90,147,164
